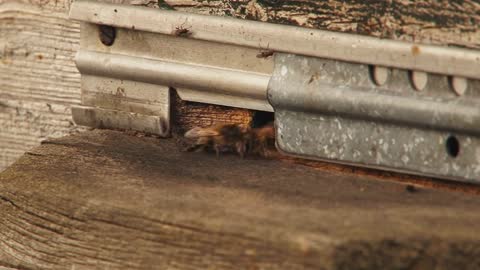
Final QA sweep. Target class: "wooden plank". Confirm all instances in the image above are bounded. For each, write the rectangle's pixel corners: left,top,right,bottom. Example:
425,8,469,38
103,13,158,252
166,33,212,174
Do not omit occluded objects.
1,129,480,269
171,89,253,134
0,1,83,170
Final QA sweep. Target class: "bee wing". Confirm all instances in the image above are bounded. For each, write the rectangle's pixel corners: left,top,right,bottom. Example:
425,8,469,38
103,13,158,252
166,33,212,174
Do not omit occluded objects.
184,127,220,138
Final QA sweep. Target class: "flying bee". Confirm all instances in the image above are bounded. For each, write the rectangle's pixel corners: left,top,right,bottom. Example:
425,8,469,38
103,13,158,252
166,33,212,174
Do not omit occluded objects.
184,123,251,158
248,122,275,157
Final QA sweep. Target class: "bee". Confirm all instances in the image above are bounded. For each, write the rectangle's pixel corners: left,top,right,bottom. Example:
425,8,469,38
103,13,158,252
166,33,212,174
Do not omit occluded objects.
184,123,251,158
248,122,275,157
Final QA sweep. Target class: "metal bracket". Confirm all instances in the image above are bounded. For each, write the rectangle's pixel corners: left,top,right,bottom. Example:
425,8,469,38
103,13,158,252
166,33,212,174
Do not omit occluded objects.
69,0,480,182
69,1,275,136
268,54,480,182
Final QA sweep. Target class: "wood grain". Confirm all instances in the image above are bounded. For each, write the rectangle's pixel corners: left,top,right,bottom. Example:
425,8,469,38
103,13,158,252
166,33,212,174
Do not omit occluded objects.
1,130,480,269
0,1,83,170
171,89,253,134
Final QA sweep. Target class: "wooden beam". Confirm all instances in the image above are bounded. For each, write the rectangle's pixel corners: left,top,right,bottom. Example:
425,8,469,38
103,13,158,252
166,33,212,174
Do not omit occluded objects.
1,130,480,269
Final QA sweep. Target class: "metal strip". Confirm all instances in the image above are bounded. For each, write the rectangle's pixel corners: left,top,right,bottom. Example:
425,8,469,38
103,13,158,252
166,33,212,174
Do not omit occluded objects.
176,89,273,112
69,0,480,80
72,105,169,136
78,22,273,112
274,110,480,183
269,53,480,182
75,50,270,104
81,75,170,116
270,83,480,135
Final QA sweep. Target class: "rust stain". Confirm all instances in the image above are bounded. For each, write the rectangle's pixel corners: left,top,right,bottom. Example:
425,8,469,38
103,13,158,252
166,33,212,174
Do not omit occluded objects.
411,45,420,56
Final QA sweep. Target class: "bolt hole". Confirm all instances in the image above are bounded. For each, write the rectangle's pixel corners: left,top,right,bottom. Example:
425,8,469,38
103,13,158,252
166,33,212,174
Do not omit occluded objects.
99,25,116,46
446,135,460,158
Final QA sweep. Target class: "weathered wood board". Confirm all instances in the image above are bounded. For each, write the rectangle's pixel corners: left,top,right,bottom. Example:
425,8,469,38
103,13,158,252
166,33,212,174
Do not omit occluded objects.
1,130,480,269
0,0,82,170
1,0,479,170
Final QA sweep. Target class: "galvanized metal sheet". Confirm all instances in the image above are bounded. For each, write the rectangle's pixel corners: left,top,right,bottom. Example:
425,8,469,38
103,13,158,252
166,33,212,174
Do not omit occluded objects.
269,53,480,182
81,75,170,116
77,23,272,112
72,105,168,136
176,88,273,112
75,50,270,104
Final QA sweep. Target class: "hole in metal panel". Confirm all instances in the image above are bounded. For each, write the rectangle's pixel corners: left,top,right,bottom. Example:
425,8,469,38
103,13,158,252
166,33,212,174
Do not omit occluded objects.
99,25,116,46
446,135,460,158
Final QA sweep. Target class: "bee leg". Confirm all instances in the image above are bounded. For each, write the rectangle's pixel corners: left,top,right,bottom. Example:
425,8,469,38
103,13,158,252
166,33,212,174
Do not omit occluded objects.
249,139,256,155
250,140,256,154
261,141,267,157
214,144,220,158
236,142,246,159
247,139,254,155
186,144,203,152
